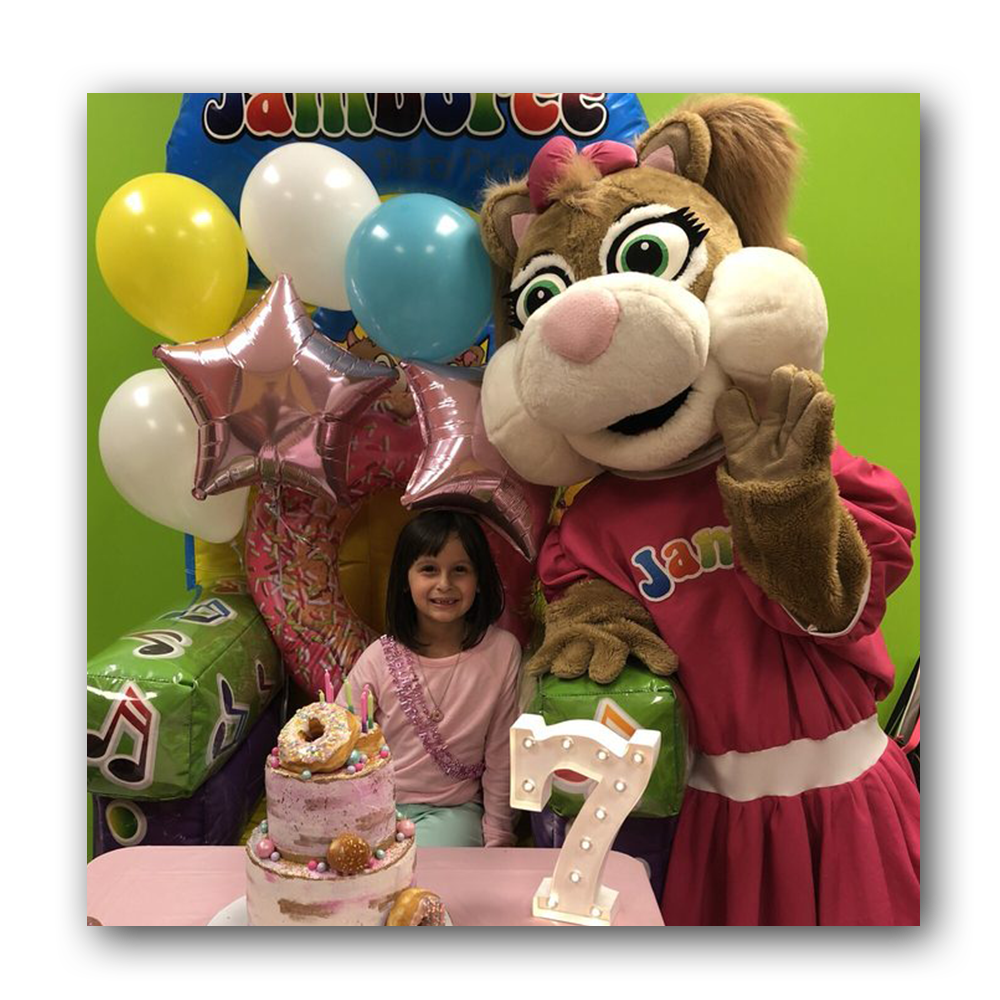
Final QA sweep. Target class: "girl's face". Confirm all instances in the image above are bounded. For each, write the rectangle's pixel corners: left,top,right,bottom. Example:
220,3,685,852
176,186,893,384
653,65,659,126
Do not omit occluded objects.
407,534,478,629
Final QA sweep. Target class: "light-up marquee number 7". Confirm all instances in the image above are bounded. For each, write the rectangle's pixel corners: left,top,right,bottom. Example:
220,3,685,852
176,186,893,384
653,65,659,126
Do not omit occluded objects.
510,713,660,926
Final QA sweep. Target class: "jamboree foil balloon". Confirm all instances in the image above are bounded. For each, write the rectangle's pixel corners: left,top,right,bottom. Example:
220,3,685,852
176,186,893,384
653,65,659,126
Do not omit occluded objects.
239,144,381,311
153,274,395,504
345,194,493,363
96,173,249,342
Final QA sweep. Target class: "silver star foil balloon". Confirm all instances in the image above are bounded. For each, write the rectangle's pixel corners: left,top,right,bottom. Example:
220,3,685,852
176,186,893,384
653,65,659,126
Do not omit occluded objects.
400,360,554,561
153,274,394,504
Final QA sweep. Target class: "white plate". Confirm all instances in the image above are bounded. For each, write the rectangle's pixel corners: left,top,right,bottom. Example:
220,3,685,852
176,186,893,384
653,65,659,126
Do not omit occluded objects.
208,895,247,926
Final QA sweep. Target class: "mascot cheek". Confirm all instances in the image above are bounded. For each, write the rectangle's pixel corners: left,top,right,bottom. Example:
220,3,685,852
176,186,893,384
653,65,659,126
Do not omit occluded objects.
706,247,828,409
481,341,603,487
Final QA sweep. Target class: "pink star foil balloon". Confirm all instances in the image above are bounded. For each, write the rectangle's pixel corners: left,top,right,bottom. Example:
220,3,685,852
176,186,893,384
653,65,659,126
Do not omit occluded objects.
153,274,395,504
400,360,554,561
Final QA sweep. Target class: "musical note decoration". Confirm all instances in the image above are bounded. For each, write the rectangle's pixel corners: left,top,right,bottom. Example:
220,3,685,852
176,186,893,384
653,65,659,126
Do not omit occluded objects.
86,681,160,790
207,675,251,764
161,597,238,627
123,630,192,659
509,713,660,926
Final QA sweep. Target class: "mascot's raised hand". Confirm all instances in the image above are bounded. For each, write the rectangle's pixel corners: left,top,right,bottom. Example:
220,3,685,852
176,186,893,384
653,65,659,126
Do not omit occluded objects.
715,365,833,483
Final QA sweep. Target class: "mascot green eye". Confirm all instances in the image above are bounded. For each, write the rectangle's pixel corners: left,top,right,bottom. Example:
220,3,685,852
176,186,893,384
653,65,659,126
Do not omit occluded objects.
508,268,571,329
619,232,671,276
602,206,709,284
610,221,690,279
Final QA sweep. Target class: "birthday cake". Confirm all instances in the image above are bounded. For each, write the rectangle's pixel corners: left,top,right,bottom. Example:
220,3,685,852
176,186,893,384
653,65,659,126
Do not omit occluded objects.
245,698,445,926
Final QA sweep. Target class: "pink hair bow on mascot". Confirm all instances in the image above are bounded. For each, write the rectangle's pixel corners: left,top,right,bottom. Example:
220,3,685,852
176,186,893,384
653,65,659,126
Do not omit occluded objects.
477,96,919,925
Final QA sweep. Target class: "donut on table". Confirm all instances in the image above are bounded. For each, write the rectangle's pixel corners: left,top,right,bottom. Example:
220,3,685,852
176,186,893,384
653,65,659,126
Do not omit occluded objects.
277,702,360,774
386,887,448,926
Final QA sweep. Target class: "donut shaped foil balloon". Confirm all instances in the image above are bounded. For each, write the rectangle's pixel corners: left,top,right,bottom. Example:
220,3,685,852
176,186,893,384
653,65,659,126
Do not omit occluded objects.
245,409,422,696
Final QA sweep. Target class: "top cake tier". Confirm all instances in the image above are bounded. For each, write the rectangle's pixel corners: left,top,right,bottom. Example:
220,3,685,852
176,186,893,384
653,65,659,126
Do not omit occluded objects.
264,700,397,862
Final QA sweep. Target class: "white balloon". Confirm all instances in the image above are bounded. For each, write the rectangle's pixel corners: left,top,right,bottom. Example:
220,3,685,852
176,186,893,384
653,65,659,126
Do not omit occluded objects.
239,144,381,310
99,369,249,543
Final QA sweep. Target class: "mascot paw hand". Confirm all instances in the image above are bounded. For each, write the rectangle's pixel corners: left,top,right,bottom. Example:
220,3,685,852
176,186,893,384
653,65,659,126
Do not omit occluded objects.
715,364,834,483
527,624,679,684
527,624,628,682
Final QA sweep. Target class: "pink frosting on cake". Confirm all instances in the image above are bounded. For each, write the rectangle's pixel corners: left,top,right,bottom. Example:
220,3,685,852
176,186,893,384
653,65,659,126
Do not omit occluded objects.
264,756,398,861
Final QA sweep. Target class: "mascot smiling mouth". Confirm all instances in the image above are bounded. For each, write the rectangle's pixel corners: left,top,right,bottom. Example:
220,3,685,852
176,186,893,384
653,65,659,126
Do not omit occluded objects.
607,386,693,436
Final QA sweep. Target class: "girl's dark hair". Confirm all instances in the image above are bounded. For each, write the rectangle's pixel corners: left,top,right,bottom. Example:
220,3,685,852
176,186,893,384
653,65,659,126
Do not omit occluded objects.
385,510,505,652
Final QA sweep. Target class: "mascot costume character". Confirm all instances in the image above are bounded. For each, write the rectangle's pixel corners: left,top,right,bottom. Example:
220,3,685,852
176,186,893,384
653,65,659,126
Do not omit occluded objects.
478,95,920,925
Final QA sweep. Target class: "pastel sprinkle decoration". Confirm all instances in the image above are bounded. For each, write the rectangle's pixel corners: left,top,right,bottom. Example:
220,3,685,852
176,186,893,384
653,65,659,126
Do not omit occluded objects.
255,838,275,859
375,848,386,860
301,770,312,780
270,851,281,861
317,862,328,873
307,860,318,871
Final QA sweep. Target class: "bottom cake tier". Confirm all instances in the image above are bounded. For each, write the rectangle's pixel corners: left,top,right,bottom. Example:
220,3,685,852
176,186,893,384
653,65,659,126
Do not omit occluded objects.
246,826,416,925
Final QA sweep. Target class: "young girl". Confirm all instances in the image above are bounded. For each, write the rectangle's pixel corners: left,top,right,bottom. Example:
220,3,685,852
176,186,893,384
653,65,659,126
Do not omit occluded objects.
337,510,522,848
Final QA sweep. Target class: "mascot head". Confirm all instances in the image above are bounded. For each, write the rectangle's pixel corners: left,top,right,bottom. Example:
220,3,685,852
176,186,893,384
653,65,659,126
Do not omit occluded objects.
478,95,829,485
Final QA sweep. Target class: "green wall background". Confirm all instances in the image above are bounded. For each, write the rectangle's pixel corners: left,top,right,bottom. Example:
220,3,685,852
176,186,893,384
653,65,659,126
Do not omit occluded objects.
87,94,919,851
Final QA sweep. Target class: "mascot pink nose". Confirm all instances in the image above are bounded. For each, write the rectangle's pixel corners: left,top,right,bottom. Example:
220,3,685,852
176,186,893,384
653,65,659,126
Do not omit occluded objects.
539,288,619,363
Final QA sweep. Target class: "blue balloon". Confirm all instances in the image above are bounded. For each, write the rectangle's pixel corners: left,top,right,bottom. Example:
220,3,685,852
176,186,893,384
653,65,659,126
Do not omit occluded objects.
345,194,493,363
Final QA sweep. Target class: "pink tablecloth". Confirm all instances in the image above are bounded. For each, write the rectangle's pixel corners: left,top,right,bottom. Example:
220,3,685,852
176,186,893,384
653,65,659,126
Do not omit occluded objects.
86,846,664,926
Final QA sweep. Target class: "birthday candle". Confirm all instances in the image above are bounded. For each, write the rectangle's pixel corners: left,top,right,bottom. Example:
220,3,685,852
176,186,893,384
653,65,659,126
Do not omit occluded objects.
324,670,335,705
345,679,354,714
360,685,369,733
368,690,375,730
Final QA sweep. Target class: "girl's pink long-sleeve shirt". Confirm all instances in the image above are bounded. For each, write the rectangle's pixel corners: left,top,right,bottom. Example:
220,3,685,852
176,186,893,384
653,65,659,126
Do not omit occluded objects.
336,626,522,847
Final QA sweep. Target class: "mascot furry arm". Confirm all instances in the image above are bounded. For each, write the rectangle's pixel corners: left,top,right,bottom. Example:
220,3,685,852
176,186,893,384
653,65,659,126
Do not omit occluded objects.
715,365,870,635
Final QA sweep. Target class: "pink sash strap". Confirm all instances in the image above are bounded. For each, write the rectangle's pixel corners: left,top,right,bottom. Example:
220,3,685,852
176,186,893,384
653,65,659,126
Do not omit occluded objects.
380,636,485,782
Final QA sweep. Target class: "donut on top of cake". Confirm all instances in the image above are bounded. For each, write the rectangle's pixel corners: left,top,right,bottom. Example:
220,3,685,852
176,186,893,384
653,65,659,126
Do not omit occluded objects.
277,701,361,773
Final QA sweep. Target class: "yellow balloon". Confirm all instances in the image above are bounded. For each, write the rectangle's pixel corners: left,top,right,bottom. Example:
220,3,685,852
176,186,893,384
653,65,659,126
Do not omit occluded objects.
96,173,248,342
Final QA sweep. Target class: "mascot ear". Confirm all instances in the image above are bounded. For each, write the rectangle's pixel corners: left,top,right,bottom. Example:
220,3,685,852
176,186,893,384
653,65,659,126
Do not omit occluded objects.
636,110,713,185
480,178,533,272
640,96,804,258
479,178,534,347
